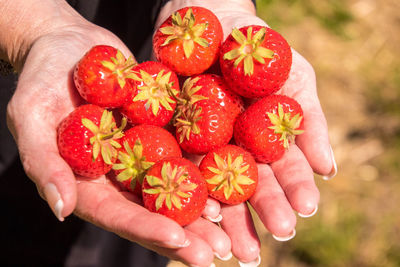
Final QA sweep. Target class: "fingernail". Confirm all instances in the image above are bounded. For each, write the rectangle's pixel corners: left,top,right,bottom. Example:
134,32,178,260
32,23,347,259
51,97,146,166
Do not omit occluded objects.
238,255,261,267
272,229,296,242
298,205,318,218
43,183,64,222
323,146,337,180
156,238,191,249
214,251,232,261
191,263,215,267
205,214,223,223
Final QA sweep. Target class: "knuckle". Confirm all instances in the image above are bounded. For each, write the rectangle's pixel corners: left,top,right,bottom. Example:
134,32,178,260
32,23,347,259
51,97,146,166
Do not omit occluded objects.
272,217,296,236
190,248,214,266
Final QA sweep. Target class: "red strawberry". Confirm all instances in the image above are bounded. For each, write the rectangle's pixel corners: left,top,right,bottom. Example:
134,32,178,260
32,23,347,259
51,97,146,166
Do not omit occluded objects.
153,6,223,76
142,157,208,226
120,61,179,127
57,104,126,178
199,145,258,205
178,74,244,122
175,101,233,155
234,95,304,163
112,124,182,195
220,25,292,98
74,45,137,108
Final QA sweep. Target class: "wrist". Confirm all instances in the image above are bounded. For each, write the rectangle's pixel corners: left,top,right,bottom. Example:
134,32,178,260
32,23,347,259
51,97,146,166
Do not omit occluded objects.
0,0,87,71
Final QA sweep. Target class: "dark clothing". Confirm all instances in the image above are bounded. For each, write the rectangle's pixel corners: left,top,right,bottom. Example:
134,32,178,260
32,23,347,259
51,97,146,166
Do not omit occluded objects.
67,0,165,62
0,157,85,265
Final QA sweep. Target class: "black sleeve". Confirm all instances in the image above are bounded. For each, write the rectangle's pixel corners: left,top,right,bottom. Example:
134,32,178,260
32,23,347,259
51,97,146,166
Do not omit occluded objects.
67,0,258,62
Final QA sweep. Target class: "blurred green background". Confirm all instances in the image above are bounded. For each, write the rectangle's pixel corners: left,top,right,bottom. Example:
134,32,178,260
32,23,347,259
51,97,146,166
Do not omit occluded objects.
171,0,400,266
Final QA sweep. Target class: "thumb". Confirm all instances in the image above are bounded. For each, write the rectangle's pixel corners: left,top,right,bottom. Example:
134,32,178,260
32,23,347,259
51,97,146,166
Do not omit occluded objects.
7,107,77,222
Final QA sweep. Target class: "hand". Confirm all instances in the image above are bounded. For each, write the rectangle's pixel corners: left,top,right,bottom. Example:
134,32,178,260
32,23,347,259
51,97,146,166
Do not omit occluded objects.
5,8,230,267
157,0,337,265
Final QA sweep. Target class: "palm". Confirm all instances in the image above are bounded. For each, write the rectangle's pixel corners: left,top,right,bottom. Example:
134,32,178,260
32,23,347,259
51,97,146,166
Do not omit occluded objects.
204,12,335,263
7,24,230,266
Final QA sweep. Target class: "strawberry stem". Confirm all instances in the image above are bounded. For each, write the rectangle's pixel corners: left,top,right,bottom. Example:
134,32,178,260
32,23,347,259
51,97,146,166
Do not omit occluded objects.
101,117,127,141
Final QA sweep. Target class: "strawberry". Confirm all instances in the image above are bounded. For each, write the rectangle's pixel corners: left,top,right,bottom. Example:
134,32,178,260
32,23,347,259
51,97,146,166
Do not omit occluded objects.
142,157,208,226
153,6,223,76
220,25,292,98
175,101,233,155
57,104,126,178
120,61,179,127
74,45,137,108
112,124,182,195
178,74,244,122
199,145,258,205
234,95,304,163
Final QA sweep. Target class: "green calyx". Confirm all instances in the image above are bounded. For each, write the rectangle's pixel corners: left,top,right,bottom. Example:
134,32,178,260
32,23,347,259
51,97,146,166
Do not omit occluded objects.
180,77,208,105
159,8,209,58
143,162,198,211
131,69,179,116
173,77,208,120
223,27,275,76
81,110,127,165
206,153,254,200
174,104,202,144
112,139,154,191
100,49,137,89
267,103,304,149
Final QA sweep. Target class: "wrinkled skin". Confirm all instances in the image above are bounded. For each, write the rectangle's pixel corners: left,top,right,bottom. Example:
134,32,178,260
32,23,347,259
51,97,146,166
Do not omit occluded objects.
6,22,230,266
6,1,335,267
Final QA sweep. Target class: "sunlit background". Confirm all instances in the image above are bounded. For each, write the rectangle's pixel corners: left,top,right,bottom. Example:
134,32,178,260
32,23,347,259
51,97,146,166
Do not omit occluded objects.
171,0,400,266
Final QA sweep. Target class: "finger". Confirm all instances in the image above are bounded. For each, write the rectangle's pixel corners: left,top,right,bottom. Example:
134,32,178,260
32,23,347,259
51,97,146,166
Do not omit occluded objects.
5,43,83,221
220,203,261,263
75,180,190,249
183,154,223,222
73,25,136,63
104,37,136,62
202,198,222,223
248,164,297,239
185,217,232,261
6,110,77,221
270,145,320,217
281,50,336,178
147,230,215,267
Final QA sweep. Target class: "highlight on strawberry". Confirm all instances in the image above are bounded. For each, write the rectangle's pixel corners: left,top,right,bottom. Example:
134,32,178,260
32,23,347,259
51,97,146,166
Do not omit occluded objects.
153,6,223,76
178,74,244,122
199,145,258,205
174,100,233,155
120,61,180,127
112,124,182,195
234,95,304,163
220,25,292,98
142,157,208,226
74,45,137,108
57,104,126,178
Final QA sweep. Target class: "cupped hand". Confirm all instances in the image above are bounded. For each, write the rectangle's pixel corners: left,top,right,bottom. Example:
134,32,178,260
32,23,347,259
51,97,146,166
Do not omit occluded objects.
6,18,230,267
216,8,336,266
157,0,337,265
